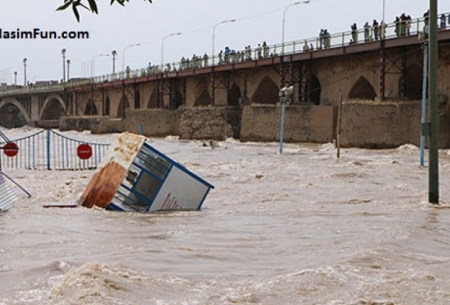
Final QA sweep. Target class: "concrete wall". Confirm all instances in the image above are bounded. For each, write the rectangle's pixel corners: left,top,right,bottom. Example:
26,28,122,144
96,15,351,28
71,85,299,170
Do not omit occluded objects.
60,101,450,149
339,100,450,148
240,105,336,143
60,116,106,131
122,108,179,137
177,107,241,140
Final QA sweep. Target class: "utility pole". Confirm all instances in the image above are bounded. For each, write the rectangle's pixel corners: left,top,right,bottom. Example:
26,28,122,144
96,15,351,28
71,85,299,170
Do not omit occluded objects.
428,0,439,204
62,48,66,82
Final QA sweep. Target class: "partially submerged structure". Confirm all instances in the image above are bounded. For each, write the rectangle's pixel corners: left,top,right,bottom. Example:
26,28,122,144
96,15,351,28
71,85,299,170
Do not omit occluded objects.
78,132,214,212
0,173,16,211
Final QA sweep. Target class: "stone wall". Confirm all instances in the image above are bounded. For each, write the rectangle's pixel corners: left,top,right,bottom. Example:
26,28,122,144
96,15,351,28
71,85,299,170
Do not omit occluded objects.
60,116,106,131
70,102,450,149
177,107,241,140
91,118,124,134
91,107,242,140
339,100,450,148
123,109,179,137
240,104,336,143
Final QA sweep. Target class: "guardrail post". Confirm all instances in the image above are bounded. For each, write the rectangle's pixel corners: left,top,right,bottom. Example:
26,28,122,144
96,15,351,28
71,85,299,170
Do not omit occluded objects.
46,129,51,170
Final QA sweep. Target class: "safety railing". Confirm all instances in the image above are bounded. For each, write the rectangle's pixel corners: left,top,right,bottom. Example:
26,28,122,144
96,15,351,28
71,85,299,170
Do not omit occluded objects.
0,12,448,93
0,129,110,170
78,12,448,83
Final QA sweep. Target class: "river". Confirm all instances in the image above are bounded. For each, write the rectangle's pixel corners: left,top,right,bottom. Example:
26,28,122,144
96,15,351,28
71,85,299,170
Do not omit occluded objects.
1,128,450,304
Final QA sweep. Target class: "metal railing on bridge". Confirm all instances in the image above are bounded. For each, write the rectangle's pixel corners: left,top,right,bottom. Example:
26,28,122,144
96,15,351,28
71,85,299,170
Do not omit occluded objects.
65,12,449,85
0,129,110,170
0,11,448,94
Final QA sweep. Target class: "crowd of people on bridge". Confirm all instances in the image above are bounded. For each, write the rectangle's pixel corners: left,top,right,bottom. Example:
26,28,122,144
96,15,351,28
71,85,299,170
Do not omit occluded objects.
114,10,450,80
350,10,450,45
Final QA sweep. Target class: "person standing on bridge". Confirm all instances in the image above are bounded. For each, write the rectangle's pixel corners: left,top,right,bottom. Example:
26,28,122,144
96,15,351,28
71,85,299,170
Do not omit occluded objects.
394,16,400,37
373,19,379,40
224,47,231,63
262,41,269,58
440,14,447,30
319,29,324,49
351,23,358,44
364,22,370,42
218,50,224,65
405,15,412,35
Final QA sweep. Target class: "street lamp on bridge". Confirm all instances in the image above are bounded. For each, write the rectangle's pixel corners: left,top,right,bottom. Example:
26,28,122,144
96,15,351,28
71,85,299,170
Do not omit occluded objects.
212,19,236,66
161,32,182,69
61,48,67,82
23,58,27,86
281,1,310,55
67,59,71,81
111,50,117,75
122,43,141,72
91,53,110,78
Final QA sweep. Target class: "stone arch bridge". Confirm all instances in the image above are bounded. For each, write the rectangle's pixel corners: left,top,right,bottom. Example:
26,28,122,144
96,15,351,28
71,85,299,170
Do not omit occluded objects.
0,28,450,145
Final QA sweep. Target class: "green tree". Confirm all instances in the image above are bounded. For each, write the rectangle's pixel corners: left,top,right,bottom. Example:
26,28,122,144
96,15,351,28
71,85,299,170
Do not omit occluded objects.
57,0,152,21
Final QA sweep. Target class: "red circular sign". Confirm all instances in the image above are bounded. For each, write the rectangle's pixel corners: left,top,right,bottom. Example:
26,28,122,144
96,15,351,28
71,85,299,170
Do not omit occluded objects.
3,142,19,157
77,143,92,160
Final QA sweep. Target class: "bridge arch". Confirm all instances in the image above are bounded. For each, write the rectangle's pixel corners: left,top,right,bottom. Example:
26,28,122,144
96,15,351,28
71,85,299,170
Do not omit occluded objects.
84,98,98,115
40,94,66,120
299,73,322,105
147,88,157,108
170,89,183,109
0,97,31,128
134,90,141,109
229,83,242,106
117,97,130,117
403,64,423,100
194,78,211,107
348,76,377,100
252,76,278,104
104,96,111,115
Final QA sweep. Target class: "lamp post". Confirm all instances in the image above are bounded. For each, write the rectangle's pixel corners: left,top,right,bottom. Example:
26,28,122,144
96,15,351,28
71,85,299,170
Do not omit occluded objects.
161,32,182,69
23,58,27,86
428,0,439,204
381,0,386,39
122,43,141,71
91,54,110,77
61,48,66,82
282,1,310,55
279,85,294,154
66,59,71,81
111,50,117,74
212,19,236,66
14,71,17,85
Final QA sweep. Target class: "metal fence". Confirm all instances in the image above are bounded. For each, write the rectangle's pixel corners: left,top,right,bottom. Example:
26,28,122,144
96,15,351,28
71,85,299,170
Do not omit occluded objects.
0,129,110,170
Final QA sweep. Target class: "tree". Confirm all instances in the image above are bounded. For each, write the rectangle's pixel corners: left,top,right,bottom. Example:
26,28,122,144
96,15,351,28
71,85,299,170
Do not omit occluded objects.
57,0,152,21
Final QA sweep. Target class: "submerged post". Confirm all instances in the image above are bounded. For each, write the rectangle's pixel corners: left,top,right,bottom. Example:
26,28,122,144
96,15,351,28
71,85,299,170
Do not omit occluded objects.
428,0,439,204
420,41,428,167
336,91,343,158
279,86,293,154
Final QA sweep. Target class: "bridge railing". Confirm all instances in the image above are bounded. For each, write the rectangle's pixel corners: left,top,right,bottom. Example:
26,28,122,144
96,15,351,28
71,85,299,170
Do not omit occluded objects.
0,12,447,94
0,129,110,170
84,12,444,83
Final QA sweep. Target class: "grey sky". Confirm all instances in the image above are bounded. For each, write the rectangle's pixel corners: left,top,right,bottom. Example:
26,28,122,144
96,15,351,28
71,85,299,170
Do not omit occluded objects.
0,0,446,83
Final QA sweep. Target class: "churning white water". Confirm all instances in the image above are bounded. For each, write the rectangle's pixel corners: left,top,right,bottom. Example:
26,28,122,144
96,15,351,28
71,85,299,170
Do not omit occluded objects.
1,127,450,305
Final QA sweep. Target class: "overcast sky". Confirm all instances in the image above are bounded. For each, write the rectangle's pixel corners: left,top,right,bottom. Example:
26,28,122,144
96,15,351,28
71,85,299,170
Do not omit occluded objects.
0,0,446,83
